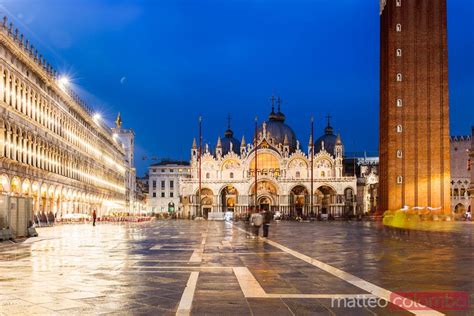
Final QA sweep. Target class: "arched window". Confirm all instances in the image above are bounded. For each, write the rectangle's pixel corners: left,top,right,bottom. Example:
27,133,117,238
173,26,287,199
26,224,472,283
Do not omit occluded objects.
396,73,403,82
397,99,403,107
397,176,403,184
296,171,300,178
397,150,403,158
396,0,402,7
396,24,402,32
396,48,402,57
397,125,403,133
229,172,234,179
206,172,210,179
321,171,325,177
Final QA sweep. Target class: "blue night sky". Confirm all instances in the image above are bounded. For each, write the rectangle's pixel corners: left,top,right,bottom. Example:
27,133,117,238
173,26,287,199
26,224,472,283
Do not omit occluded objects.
3,0,473,175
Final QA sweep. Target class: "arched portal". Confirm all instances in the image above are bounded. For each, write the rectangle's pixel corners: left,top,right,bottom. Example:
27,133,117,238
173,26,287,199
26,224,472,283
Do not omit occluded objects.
11,177,21,195
220,185,238,213
290,185,309,217
454,203,466,217
196,188,214,219
316,186,337,218
344,187,355,217
249,180,278,212
0,174,10,193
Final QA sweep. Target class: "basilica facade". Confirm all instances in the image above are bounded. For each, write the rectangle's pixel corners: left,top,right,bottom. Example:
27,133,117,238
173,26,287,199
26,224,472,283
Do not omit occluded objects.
180,104,357,219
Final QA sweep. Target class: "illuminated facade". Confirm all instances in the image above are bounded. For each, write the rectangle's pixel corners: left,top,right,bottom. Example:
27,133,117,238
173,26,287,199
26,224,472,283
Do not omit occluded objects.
379,0,451,214
180,105,357,219
450,136,471,217
0,18,127,221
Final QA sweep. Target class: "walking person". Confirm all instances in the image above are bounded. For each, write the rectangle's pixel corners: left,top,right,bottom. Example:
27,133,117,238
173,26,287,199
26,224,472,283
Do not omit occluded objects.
262,210,272,238
250,212,263,237
92,209,97,227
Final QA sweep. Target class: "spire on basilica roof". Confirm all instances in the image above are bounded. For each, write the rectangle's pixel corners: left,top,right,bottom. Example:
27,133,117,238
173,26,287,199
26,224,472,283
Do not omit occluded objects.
241,135,246,147
192,138,197,149
269,94,278,121
224,114,234,138
324,114,334,135
283,134,289,146
336,133,342,145
216,136,222,148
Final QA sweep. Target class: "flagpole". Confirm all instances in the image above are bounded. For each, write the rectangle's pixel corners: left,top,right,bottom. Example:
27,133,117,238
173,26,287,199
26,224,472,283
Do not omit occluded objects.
310,116,314,218
254,116,258,213
198,116,202,218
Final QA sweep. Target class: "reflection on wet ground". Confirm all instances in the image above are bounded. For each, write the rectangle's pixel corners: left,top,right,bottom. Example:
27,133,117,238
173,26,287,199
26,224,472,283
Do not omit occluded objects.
0,220,472,315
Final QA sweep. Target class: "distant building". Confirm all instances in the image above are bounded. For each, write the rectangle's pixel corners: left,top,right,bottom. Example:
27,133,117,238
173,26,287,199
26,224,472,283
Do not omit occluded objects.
112,113,138,212
135,174,148,213
379,0,451,214
450,136,471,217
344,154,379,215
148,160,190,214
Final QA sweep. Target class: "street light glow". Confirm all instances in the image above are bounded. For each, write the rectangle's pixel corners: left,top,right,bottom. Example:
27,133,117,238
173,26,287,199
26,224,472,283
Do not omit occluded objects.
93,113,102,121
58,76,70,89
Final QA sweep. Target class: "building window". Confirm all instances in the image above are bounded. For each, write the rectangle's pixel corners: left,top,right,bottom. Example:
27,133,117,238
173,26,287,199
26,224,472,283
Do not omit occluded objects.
397,125,403,133
161,169,165,173
170,192,174,198
397,176,403,184
152,168,156,173
397,150,403,158
396,48,402,57
161,192,165,197
296,171,300,178
161,180,165,189
152,180,156,188
230,172,234,179
396,73,403,82
170,169,174,172
206,172,210,179
396,0,402,7
170,180,174,189
396,24,402,32
397,99,403,107
152,192,156,197
321,171,325,177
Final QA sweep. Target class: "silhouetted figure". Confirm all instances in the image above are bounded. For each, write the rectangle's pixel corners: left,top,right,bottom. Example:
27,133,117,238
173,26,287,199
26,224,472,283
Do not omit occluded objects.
92,210,97,226
250,212,263,237
262,210,272,238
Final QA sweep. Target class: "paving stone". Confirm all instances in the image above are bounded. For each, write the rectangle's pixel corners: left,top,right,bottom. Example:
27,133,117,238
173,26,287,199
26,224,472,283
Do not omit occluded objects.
0,220,472,315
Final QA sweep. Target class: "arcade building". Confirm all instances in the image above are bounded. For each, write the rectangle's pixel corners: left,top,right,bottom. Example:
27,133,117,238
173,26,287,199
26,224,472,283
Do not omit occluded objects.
180,103,357,220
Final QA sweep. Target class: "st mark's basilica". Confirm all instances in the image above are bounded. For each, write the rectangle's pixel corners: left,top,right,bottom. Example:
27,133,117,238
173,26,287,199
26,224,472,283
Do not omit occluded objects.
180,101,357,219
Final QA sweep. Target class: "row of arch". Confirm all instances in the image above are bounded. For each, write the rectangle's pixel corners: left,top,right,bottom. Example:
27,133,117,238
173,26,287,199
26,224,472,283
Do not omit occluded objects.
189,181,356,217
0,173,106,215
0,117,125,193
451,180,471,199
0,61,124,175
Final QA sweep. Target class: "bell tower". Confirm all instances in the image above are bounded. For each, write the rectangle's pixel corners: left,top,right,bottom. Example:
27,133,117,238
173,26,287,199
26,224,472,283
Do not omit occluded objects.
379,0,451,214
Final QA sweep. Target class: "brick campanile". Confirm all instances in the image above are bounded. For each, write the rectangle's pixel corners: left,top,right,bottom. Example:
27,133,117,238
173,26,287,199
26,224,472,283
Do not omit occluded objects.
379,0,451,214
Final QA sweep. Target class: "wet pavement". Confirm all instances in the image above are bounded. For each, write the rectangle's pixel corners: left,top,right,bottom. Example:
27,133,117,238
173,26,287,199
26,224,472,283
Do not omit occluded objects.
0,220,472,315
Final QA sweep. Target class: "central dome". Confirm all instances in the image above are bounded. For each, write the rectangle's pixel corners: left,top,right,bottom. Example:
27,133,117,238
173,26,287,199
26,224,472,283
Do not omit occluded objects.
258,104,297,151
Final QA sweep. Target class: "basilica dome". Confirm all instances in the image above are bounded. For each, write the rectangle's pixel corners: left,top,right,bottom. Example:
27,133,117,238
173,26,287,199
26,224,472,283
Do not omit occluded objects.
258,106,297,151
221,127,240,155
315,120,339,156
